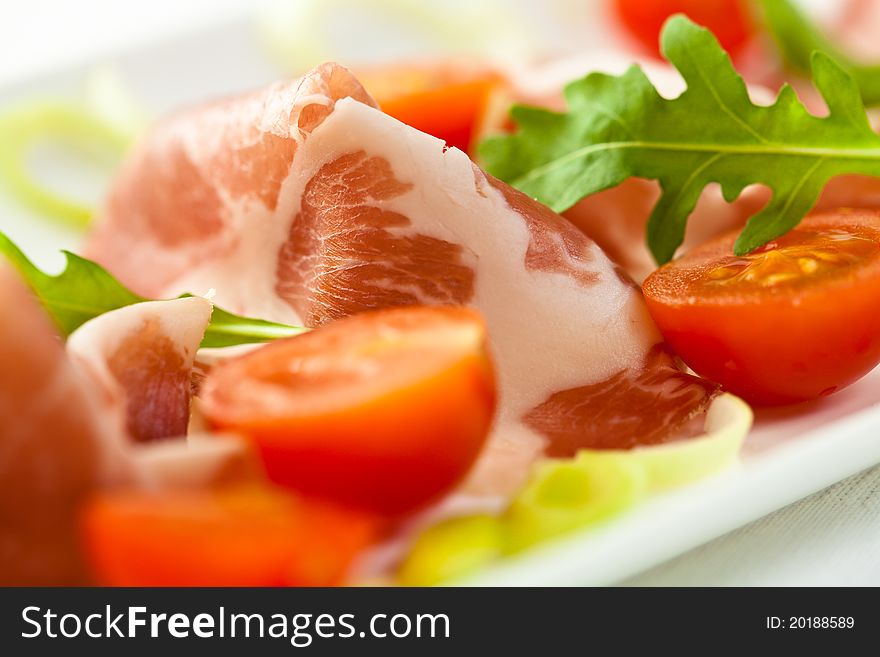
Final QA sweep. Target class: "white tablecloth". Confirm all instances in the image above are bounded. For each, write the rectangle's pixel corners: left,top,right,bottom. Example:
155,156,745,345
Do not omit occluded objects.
1,0,877,587
624,464,880,586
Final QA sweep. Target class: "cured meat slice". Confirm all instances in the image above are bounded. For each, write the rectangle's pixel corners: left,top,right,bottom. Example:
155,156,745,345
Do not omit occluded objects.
130,433,265,490
815,175,880,213
88,72,715,497
276,98,715,495
86,62,378,298
67,297,213,443
0,265,130,585
560,179,769,282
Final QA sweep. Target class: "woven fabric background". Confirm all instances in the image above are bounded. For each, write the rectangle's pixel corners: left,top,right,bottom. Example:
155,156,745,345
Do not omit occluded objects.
623,465,880,586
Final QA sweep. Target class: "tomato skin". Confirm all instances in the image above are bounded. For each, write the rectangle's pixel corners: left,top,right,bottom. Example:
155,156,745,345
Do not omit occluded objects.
243,351,495,515
80,488,377,587
201,307,497,516
642,211,880,406
361,65,500,155
613,0,753,58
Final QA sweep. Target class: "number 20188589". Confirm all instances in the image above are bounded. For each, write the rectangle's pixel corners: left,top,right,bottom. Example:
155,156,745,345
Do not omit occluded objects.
766,617,855,630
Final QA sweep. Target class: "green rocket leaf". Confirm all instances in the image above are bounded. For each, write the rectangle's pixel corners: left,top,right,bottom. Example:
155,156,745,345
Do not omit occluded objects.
0,231,306,347
759,0,880,107
480,15,880,263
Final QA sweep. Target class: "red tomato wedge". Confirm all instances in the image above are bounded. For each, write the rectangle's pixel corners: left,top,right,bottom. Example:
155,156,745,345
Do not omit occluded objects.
613,0,754,58
81,487,377,586
200,306,497,515
359,65,501,154
642,210,880,406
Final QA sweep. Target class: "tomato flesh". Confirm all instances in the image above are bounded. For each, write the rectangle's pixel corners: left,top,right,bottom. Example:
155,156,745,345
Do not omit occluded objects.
613,0,754,58
200,306,497,515
360,64,500,155
642,210,880,405
81,487,377,586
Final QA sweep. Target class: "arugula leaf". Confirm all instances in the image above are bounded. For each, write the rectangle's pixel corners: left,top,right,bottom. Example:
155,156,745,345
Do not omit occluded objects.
479,15,880,264
760,0,880,107
0,231,306,347
0,231,144,334
199,303,307,348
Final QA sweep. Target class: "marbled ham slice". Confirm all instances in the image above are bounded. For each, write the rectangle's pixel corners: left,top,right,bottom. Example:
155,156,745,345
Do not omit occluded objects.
562,179,770,282
0,275,252,582
525,345,713,454
275,151,477,326
130,433,265,490
0,266,130,585
89,72,715,498
815,175,880,213
271,99,715,495
86,63,378,298
67,297,213,443
63,297,261,493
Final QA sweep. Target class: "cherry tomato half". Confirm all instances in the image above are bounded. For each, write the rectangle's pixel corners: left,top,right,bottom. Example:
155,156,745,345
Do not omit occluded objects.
642,210,880,405
613,0,754,58
359,64,501,155
200,306,497,515
81,487,377,586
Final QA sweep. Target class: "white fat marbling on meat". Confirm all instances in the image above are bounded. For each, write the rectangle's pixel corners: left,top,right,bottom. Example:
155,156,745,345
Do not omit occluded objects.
151,96,669,496
295,99,657,407
67,297,213,400
285,99,661,494
0,266,134,584
91,63,708,499
130,433,255,490
166,194,303,323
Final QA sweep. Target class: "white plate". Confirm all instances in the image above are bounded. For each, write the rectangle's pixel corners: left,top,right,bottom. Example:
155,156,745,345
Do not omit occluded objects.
2,14,879,587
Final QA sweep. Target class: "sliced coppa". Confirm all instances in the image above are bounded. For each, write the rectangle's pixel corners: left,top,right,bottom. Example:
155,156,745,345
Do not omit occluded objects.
88,68,716,499
61,296,257,491
0,265,130,585
144,97,711,496
128,433,266,490
562,179,770,283
86,62,378,299
67,297,213,443
276,98,716,495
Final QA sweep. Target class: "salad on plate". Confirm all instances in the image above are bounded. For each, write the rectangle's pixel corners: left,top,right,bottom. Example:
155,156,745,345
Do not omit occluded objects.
2,0,880,586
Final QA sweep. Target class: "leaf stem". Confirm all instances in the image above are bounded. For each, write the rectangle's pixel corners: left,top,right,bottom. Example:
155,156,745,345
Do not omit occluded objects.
512,141,880,190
